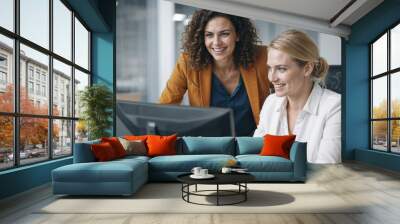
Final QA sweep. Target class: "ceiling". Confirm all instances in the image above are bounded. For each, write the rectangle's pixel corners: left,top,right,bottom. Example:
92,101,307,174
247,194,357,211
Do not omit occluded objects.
168,0,384,38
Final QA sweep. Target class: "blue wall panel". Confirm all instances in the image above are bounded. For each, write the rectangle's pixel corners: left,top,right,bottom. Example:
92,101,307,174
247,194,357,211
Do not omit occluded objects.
345,0,400,170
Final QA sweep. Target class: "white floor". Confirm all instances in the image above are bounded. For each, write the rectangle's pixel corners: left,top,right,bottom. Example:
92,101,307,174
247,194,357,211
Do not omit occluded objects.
1,162,400,224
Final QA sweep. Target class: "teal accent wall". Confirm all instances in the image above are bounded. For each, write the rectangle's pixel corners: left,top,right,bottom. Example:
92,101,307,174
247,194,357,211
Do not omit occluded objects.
345,0,400,171
0,158,72,199
0,0,116,200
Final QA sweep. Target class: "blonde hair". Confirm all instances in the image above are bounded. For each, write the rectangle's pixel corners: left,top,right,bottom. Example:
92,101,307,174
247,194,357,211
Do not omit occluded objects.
268,30,329,84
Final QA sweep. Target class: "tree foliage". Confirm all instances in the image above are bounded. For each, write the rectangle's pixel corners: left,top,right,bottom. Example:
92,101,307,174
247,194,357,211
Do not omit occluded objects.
0,85,59,150
372,99,400,141
79,84,113,140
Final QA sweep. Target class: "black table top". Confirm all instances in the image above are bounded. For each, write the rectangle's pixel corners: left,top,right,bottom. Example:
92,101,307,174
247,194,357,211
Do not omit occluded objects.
177,172,255,185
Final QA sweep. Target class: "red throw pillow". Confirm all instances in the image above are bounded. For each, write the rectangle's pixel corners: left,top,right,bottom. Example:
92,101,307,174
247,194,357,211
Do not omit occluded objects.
91,142,117,161
260,134,296,159
101,137,127,158
146,134,177,157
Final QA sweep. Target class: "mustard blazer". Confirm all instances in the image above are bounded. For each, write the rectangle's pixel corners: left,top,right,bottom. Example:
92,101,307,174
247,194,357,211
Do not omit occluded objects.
159,46,270,124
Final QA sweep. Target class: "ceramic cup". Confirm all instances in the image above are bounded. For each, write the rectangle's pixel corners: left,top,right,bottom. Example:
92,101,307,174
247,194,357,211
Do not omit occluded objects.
191,167,202,176
200,169,208,176
221,167,232,174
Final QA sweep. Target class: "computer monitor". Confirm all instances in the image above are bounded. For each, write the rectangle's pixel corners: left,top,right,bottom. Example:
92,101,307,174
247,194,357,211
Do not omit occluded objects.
116,101,236,137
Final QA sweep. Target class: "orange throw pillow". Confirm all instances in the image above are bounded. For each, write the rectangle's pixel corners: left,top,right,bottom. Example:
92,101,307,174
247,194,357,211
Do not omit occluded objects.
260,134,296,159
101,137,127,158
124,135,148,141
146,134,177,157
91,142,117,161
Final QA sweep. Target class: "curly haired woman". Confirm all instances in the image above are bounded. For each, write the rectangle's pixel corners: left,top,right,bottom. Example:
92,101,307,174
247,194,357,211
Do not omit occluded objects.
159,10,270,136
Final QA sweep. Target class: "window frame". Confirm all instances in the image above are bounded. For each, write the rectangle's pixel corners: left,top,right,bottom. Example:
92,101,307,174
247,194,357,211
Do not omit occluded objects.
370,20,400,154
0,0,92,171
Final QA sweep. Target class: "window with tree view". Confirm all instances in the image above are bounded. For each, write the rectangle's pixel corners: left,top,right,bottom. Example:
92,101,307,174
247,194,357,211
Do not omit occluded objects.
0,0,91,170
371,22,400,153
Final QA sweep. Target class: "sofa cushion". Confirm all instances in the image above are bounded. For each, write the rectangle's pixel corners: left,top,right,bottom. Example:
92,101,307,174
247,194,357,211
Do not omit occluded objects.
91,142,118,161
118,138,147,156
260,134,296,159
147,134,177,157
236,155,293,172
181,137,235,155
101,137,127,158
148,154,235,172
73,139,100,163
236,137,263,155
52,159,147,183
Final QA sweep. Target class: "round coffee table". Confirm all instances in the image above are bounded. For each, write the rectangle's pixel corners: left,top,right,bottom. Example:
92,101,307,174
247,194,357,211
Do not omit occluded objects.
177,173,255,206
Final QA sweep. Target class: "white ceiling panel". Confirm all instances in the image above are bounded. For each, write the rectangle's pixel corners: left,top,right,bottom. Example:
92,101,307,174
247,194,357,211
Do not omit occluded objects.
167,0,384,38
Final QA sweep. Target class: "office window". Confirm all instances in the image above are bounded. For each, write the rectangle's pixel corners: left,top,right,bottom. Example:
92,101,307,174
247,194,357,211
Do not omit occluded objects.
0,71,6,85
0,55,6,67
0,35,13,113
74,17,89,70
0,0,14,32
0,0,91,170
28,81,34,94
53,0,72,60
20,0,49,49
371,22,400,154
28,67,34,80
0,116,13,170
53,59,72,116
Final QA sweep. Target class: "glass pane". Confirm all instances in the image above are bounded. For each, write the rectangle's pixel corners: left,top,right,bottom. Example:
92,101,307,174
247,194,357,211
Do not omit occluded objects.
53,0,72,60
53,119,72,157
20,117,49,165
20,44,49,115
74,69,89,118
391,120,400,153
53,59,72,117
372,33,387,76
372,121,387,151
74,17,89,70
0,116,13,170
391,24,400,70
0,34,14,112
75,120,88,143
20,0,49,49
372,77,387,119
391,72,400,118
0,0,14,31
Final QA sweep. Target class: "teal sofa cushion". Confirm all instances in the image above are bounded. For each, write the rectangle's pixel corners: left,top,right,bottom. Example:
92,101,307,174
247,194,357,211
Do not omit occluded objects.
52,157,148,195
236,155,293,172
148,154,235,172
181,137,235,155
236,137,263,155
73,139,101,163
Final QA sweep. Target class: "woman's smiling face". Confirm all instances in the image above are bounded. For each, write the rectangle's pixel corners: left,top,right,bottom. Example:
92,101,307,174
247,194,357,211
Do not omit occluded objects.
267,48,311,97
204,16,238,64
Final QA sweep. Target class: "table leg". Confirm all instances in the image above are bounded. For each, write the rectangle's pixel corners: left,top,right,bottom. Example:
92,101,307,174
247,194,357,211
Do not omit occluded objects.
245,183,247,201
217,184,219,206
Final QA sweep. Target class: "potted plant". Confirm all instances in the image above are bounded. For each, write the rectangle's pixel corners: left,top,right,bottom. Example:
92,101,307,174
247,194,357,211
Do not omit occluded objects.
79,84,113,140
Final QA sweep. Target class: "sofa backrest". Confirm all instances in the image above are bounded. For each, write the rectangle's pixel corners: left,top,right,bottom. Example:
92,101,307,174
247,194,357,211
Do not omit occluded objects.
235,137,263,155
180,137,235,155
73,139,100,163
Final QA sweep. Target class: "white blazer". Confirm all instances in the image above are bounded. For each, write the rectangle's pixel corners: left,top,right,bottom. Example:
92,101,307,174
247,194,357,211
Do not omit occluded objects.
254,83,341,164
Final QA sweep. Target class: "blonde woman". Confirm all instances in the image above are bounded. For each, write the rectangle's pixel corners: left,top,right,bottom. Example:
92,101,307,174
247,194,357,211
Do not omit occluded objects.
254,30,341,164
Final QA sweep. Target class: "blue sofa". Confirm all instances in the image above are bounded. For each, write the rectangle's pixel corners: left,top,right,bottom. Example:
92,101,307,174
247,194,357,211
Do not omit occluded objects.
52,137,307,196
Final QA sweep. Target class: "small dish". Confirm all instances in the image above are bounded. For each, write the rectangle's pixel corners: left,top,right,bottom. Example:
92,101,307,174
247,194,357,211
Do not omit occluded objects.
190,174,215,179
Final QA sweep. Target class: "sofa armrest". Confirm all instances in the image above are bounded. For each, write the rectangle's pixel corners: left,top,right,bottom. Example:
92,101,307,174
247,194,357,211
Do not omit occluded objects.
289,142,307,181
73,140,100,163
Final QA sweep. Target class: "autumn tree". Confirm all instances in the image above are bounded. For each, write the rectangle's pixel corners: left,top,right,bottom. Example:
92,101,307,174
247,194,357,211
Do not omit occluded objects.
0,84,60,151
372,99,400,143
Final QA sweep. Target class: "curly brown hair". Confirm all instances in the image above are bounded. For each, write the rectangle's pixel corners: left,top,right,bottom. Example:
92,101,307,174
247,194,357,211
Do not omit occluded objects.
182,10,261,70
